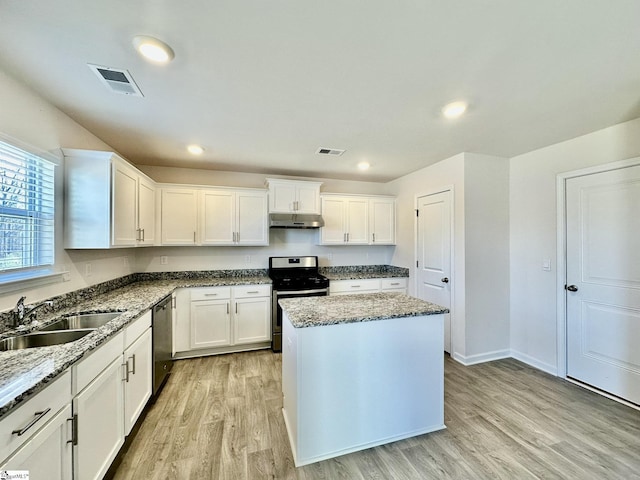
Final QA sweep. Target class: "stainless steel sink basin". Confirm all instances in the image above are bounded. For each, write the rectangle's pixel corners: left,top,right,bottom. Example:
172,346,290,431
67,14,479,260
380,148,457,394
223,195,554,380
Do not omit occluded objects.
40,312,122,332
0,329,94,351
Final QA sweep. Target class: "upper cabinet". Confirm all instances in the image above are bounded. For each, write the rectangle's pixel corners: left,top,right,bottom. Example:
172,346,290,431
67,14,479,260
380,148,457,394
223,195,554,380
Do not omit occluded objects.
319,194,396,245
159,185,268,246
64,149,156,249
265,178,322,214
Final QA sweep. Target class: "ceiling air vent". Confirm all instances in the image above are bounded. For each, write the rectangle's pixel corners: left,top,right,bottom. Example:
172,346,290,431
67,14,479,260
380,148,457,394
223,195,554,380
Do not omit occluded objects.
316,147,345,156
88,64,144,97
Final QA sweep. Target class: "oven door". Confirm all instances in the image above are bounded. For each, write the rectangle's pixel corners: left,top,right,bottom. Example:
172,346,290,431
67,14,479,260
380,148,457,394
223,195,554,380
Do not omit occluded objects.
272,288,328,352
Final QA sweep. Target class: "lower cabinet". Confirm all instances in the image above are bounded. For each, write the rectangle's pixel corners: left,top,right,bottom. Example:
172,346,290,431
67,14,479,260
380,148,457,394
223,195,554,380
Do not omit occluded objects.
74,356,125,480
175,284,271,357
330,277,408,295
0,403,73,480
123,327,153,435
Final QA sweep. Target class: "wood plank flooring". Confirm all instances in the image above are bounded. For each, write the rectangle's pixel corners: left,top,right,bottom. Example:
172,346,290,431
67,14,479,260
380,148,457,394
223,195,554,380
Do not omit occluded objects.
112,351,640,479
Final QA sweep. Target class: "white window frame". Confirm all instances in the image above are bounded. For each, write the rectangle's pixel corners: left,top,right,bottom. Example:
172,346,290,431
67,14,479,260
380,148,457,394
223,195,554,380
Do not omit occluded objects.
0,134,63,291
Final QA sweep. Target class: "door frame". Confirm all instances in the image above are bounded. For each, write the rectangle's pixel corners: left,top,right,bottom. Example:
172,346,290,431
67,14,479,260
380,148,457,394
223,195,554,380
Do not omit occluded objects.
414,185,455,353
556,156,640,379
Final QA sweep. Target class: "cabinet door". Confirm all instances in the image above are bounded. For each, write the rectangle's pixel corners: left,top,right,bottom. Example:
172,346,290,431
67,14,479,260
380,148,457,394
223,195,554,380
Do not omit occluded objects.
201,190,235,245
137,176,156,245
346,198,369,244
269,183,297,213
112,161,138,246
190,300,231,349
0,405,72,480
237,191,268,245
370,198,395,244
74,357,124,480
234,297,271,344
320,197,346,244
296,184,320,214
123,329,152,435
161,188,198,245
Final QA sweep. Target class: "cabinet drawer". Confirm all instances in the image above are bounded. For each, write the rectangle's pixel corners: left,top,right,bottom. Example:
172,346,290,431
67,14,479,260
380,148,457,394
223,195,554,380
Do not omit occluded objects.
124,310,151,348
381,278,408,290
0,369,71,463
73,331,124,394
190,287,231,301
330,279,381,294
233,285,271,298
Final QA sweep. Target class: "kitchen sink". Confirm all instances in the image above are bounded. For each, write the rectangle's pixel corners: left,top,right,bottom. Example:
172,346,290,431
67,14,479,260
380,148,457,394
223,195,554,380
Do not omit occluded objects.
0,329,94,351
40,312,122,331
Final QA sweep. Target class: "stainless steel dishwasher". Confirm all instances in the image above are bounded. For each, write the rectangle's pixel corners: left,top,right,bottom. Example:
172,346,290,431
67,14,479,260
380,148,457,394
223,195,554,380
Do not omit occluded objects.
152,295,173,396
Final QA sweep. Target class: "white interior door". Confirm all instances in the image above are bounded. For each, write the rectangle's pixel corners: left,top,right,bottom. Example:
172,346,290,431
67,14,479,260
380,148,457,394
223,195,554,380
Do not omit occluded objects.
566,165,640,405
417,191,452,353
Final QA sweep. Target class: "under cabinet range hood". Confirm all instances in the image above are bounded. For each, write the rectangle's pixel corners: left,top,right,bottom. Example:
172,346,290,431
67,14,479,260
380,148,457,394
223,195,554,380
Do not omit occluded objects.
269,213,324,228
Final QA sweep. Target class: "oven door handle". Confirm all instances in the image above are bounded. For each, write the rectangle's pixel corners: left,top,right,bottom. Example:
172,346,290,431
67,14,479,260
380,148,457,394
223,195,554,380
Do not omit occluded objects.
275,288,329,296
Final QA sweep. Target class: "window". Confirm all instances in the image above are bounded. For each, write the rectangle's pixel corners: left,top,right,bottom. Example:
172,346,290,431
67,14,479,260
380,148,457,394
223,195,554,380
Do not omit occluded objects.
0,140,55,277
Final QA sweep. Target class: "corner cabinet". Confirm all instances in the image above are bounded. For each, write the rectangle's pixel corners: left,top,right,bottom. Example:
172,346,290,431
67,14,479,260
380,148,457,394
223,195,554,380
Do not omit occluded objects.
265,178,322,214
319,194,396,245
174,285,271,358
64,149,156,248
159,185,268,246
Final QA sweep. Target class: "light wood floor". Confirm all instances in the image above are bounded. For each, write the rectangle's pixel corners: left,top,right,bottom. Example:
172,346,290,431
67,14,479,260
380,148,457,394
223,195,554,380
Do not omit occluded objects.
112,350,640,479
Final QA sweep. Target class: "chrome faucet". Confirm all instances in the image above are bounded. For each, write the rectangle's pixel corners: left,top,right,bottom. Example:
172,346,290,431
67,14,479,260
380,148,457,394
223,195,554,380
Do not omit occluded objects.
11,296,53,327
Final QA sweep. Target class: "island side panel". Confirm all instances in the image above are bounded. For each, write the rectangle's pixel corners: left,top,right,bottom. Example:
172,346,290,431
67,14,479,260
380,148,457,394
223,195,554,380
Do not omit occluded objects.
281,311,300,461
293,314,445,466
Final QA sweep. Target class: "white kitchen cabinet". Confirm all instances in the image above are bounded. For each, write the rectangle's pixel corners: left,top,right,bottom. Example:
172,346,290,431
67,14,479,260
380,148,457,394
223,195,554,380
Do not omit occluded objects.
265,178,322,214
320,194,396,245
123,327,152,435
370,197,396,245
330,277,407,295
319,195,369,245
0,370,72,476
200,188,268,245
176,285,271,357
63,149,157,248
0,404,73,480
381,277,408,293
190,286,232,349
73,356,124,480
161,186,198,245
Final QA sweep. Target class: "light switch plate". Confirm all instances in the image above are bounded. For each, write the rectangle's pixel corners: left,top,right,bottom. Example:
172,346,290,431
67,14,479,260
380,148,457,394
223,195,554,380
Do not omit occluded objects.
542,259,551,271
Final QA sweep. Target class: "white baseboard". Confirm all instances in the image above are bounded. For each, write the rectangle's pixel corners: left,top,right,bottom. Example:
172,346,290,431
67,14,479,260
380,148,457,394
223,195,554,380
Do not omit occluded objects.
510,349,558,376
452,349,511,366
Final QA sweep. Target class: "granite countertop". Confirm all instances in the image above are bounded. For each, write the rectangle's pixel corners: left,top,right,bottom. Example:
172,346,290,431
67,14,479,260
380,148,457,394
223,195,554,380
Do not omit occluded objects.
279,292,448,328
320,265,409,281
0,274,271,419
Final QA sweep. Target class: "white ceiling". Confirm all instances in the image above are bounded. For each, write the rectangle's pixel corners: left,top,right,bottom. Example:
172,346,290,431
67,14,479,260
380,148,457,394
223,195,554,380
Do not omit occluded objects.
1,1,639,182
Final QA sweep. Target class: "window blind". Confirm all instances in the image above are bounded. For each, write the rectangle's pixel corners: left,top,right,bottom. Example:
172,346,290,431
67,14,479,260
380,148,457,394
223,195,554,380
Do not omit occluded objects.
0,140,55,273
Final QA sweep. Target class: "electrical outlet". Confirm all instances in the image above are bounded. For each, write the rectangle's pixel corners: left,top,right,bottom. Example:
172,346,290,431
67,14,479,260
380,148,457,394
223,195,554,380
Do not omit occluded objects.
245,255,251,264
62,272,71,282
123,256,129,267
160,256,168,265
327,253,333,261
85,262,92,276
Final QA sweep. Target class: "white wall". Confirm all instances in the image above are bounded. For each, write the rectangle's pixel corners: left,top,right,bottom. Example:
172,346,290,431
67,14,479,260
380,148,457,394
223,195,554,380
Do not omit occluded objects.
386,152,510,364
509,117,640,374
0,69,136,312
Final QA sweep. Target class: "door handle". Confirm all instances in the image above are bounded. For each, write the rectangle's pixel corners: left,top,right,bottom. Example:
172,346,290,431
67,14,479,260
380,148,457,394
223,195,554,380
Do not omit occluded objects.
441,277,449,283
565,285,578,292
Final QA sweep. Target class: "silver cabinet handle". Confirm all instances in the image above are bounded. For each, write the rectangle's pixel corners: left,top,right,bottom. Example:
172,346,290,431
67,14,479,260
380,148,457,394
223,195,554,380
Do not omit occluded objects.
351,285,361,288
193,231,196,243
12,408,51,436
372,233,375,243
236,232,240,243
122,362,129,382
204,293,218,296
235,302,238,314
66,415,78,445
226,303,229,314
246,291,259,294
128,354,136,375
347,233,350,242
141,228,145,242
390,282,400,286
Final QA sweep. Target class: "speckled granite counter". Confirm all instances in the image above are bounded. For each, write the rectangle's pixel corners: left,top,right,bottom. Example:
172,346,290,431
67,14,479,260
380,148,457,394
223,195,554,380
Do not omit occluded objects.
0,272,271,419
320,265,409,281
279,292,447,328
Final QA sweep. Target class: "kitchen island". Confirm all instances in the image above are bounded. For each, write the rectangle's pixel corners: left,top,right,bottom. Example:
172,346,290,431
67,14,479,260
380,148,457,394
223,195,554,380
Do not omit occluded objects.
279,292,448,466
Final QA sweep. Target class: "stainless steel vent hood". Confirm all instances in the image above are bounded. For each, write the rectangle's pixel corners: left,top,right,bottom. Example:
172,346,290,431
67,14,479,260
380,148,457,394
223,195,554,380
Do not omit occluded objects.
269,213,324,228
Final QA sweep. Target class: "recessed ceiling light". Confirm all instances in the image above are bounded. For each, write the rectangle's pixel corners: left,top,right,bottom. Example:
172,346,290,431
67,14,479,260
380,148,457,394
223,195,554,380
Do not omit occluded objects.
187,144,204,155
357,161,370,171
442,101,468,119
132,35,175,63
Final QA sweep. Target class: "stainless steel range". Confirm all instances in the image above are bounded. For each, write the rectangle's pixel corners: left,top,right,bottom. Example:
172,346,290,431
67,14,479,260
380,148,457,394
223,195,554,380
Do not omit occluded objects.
269,256,329,352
